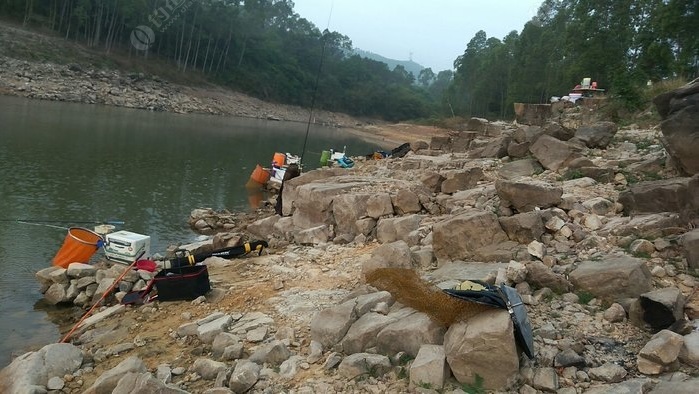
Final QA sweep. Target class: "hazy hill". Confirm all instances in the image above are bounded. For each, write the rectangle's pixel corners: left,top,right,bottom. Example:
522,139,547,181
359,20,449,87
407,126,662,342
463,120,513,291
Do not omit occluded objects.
353,48,425,78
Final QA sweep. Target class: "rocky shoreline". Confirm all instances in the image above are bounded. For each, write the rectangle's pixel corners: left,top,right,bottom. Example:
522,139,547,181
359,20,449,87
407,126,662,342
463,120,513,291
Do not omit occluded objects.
2,81,698,393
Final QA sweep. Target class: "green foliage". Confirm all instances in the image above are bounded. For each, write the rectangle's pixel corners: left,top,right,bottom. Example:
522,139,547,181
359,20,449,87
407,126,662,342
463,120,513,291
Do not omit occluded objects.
462,374,486,394
1,0,434,121
447,0,698,120
561,169,584,181
576,291,596,305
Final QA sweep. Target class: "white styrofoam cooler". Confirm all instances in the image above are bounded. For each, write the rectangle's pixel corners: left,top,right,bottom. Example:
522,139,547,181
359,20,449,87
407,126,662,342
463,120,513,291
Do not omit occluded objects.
104,230,151,264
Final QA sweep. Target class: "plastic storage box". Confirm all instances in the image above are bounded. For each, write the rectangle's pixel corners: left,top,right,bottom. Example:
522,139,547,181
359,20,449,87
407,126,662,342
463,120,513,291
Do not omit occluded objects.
104,230,151,264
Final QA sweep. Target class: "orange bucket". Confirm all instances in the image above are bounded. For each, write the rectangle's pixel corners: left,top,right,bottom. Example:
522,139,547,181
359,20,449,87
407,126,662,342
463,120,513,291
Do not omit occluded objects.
52,227,103,268
272,152,286,167
249,164,270,184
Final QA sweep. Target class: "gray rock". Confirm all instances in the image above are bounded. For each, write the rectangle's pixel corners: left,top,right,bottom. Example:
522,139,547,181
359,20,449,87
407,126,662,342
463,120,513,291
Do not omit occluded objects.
44,282,68,305
228,360,260,393
35,266,60,291
574,122,618,148
409,344,448,390
222,343,244,361
337,353,391,379
648,379,699,393
0,343,83,393
681,228,699,269
618,178,693,217
191,358,227,380
310,300,358,349
307,340,324,364
679,331,699,367
197,315,233,344
584,378,654,394
340,312,396,354
66,262,97,278
588,362,628,383
653,80,699,175
248,340,291,366
212,333,241,359
48,268,69,284
554,348,586,368
84,356,147,394
111,372,189,394
355,291,394,316
322,352,343,370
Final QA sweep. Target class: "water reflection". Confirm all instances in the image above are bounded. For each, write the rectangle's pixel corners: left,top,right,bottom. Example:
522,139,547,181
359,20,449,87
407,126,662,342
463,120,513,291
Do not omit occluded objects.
0,95,382,367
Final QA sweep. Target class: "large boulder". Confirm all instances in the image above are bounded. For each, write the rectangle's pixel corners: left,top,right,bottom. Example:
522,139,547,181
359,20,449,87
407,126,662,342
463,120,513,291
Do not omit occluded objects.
376,215,422,245
682,228,699,269
441,167,485,194
0,343,83,393
498,211,545,244
432,210,508,263
333,193,393,237
496,179,563,212
618,178,694,218
444,309,519,390
376,310,446,357
572,121,618,148
310,300,358,349
653,79,699,175
569,256,652,301
529,134,582,172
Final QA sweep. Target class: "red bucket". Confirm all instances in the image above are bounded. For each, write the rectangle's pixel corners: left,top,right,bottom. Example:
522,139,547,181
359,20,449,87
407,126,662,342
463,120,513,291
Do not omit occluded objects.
52,227,103,268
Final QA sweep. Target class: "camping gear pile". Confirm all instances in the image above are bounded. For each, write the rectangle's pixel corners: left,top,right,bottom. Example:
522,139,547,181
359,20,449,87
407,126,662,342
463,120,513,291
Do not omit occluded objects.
50,226,267,306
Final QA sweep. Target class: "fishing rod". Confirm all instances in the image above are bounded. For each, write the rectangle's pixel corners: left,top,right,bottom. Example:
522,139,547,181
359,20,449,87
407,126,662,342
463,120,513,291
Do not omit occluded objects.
1,219,125,225
1,218,125,231
300,1,334,165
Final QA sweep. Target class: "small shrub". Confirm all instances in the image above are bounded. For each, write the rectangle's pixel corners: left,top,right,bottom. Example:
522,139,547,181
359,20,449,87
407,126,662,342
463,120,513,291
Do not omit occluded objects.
562,169,584,181
462,374,486,394
577,291,595,305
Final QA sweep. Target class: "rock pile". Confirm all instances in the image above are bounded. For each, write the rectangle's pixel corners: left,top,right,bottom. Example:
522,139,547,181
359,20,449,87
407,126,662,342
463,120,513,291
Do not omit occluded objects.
3,82,699,393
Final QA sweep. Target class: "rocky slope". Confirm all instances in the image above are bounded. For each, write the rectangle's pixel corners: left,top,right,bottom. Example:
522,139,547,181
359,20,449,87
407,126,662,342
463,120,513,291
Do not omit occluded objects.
3,81,699,393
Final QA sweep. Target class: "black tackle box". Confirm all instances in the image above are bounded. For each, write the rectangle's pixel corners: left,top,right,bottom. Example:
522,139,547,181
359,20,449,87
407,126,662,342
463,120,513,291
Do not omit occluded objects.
153,265,211,301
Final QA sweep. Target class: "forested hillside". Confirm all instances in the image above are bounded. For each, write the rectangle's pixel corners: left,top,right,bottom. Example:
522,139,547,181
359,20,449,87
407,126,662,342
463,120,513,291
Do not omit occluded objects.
1,0,696,122
446,0,698,119
0,0,433,121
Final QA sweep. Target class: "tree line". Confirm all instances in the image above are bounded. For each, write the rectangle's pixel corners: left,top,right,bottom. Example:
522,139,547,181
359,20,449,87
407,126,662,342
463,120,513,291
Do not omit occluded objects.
446,0,698,119
2,0,696,122
0,0,435,121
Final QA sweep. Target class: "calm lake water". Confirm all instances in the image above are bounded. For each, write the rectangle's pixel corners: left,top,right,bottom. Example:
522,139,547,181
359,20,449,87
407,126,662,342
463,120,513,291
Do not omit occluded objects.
0,95,381,367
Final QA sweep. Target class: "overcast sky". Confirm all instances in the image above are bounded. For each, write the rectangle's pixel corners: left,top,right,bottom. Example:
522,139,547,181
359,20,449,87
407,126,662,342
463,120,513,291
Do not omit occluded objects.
292,0,543,72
